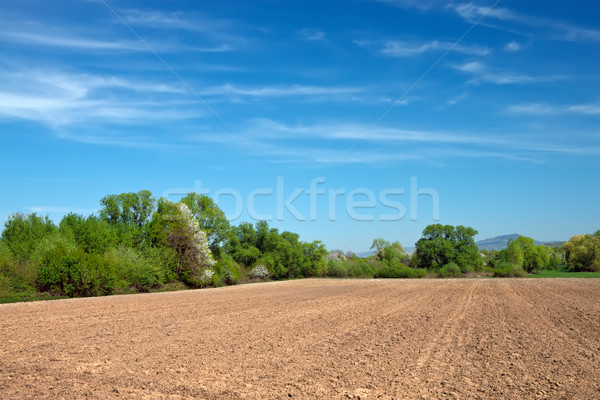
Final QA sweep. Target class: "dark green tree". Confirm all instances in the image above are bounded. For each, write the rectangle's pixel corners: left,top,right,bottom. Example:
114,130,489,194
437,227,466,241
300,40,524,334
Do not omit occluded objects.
414,224,481,272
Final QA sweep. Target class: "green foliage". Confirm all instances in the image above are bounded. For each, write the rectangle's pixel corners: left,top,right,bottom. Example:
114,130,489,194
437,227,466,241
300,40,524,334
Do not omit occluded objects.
563,234,600,272
180,193,230,255
142,245,179,284
374,264,427,279
371,238,409,268
528,268,600,278
301,241,328,277
493,262,527,278
438,262,462,278
149,199,215,286
506,239,524,266
414,224,481,271
214,254,242,285
105,247,163,292
326,259,375,278
505,236,550,272
59,213,116,254
37,247,117,297
2,213,57,261
225,221,326,280
99,190,155,227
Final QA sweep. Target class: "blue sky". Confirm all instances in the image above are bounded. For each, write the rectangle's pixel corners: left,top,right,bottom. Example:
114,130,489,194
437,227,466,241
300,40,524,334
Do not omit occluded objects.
1,0,599,252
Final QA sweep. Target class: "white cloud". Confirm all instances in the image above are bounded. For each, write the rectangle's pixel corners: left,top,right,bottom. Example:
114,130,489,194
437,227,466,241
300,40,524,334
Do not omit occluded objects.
356,39,490,57
508,102,600,116
375,0,449,11
238,118,600,164
449,2,600,43
454,61,549,85
122,9,249,49
0,69,203,127
2,30,143,51
507,103,554,114
504,41,521,52
199,83,364,98
446,92,467,106
567,104,600,115
298,29,325,41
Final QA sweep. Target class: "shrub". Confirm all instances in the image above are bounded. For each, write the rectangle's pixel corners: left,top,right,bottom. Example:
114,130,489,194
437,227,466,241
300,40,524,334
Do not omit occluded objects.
324,260,376,278
493,262,527,277
326,260,348,277
105,247,163,292
248,264,270,280
215,254,242,285
142,246,179,284
438,262,462,278
37,248,117,297
375,264,426,279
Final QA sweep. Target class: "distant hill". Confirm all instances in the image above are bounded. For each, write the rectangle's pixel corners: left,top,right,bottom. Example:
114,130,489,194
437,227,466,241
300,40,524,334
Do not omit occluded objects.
476,234,522,251
356,250,375,258
476,234,564,251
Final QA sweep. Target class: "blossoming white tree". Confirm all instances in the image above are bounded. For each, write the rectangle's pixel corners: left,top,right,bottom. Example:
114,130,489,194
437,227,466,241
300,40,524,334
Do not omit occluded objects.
149,199,215,286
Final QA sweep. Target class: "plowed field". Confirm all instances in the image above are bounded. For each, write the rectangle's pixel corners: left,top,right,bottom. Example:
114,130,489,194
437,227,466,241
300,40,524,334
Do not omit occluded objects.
1,279,599,399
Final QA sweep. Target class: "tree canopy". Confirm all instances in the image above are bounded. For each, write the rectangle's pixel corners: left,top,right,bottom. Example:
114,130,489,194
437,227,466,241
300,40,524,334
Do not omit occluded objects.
414,224,481,272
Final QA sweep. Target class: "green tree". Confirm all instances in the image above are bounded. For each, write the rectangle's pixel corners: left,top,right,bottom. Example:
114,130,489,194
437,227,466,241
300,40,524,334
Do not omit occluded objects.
301,241,327,277
371,238,391,256
506,239,524,266
505,236,549,273
1,213,57,261
148,199,215,286
99,190,155,227
59,213,116,254
414,224,481,272
564,234,600,272
180,193,230,255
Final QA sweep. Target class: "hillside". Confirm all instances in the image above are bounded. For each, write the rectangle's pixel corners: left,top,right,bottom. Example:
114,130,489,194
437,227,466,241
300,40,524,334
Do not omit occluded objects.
476,234,563,251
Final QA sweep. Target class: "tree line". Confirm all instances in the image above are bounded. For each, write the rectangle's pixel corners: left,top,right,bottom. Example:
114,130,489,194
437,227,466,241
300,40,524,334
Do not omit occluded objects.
0,190,598,300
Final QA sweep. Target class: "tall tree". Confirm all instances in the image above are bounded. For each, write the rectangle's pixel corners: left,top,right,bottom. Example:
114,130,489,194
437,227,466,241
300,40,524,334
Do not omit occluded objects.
414,224,481,271
180,193,230,254
99,190,155,227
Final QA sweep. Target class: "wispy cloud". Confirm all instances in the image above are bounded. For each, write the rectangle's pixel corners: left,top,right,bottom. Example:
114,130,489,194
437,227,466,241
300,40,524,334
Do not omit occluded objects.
508,102,600,115
454,61,555,85
1,30,144,51
449,2,600,42
122,9,249,49
298,28,326,41
240,118,600,163
375,0,449,11
0,68,203,127
504,40,521,52
446,92,468,106
355,39,490,57
199,84,364,98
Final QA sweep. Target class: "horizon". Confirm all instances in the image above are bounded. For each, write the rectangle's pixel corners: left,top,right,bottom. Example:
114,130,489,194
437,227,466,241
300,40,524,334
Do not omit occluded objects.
1,0,599,252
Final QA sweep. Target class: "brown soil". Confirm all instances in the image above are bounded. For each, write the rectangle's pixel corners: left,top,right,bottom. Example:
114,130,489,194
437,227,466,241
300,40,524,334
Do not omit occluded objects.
1,278,599,399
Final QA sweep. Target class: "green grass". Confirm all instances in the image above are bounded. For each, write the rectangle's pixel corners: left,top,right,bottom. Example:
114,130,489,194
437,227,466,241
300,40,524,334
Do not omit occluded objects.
0,293,69,304
528,268,600,278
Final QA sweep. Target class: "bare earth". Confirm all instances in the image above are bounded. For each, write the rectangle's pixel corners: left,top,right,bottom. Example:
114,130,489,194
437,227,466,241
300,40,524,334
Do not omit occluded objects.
1,279,599,399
